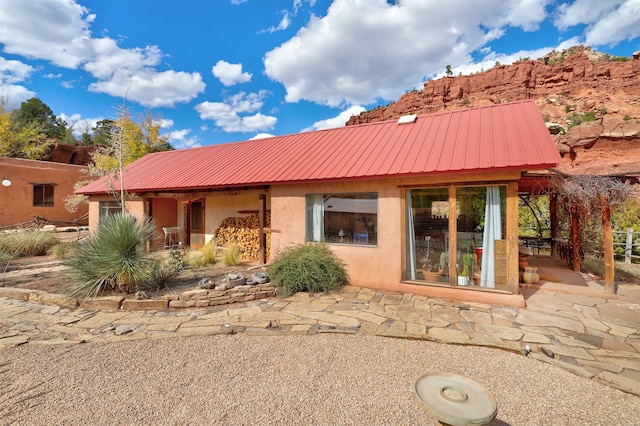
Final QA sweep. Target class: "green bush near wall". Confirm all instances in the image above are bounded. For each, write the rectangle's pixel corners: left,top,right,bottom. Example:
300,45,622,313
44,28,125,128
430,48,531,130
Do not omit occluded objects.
267,244,349,298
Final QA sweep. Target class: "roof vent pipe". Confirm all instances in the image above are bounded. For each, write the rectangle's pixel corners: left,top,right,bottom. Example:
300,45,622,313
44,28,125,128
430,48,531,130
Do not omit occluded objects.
397,114,417,124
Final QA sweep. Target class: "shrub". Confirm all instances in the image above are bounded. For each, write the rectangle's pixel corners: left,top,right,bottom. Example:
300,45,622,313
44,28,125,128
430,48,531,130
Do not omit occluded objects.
221,242,241,266
267,244,348,298
0,230,59,257
66,213,155,298
49,241,75,259
0,249,11,271
567,111,597,129
623,114,632,121
200,238,218,265
149,248,186,291
184,239,218,267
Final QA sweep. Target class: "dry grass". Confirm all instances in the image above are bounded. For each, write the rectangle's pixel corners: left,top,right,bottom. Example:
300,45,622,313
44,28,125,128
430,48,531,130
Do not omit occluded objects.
582,256,640,284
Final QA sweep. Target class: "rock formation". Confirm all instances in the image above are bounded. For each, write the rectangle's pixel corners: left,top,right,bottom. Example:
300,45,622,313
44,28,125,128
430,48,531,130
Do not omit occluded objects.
347,46,640,177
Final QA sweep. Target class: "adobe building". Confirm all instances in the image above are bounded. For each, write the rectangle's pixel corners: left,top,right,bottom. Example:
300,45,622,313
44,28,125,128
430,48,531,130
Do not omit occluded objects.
0,157,89,228
77,101,561,307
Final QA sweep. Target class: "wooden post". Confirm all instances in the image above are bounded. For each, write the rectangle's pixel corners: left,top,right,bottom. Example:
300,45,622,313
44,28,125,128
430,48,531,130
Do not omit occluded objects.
571,203,581,272
258,194,267,265
549,192,558,255
601,200,615,294
506,182,520,294
625,228,633,264
448,185,457,286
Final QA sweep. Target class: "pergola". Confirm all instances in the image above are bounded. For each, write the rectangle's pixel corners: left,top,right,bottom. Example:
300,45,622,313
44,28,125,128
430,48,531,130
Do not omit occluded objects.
518,170,640,294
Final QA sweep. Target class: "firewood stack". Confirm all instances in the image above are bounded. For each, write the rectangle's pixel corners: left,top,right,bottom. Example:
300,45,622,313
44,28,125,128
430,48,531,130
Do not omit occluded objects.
215,212,271,260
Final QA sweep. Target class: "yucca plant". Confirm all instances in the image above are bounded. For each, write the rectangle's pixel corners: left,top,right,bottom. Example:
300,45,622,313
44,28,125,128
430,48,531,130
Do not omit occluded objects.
67,213,155,298
267,244,348,297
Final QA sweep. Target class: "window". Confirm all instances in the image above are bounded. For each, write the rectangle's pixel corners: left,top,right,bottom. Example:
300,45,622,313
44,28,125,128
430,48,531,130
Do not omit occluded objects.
99,201,122,223
33,184,54,207
306,193,378,245
406,186,506,290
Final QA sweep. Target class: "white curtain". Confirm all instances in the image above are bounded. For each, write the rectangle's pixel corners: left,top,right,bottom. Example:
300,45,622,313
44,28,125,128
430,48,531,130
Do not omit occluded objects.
406,190,416,280
307,195,324,242
481,187,502,288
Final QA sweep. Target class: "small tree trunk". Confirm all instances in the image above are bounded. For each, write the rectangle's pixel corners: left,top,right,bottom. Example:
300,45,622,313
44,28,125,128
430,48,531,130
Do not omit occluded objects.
601,202,615,294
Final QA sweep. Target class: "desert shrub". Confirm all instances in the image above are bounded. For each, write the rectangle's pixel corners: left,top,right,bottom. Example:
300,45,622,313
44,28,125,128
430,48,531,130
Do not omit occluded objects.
0,230,59,257
623,114,632,121
200,238,218,265
567,111,597,129
267,244,348,297
66,213,155,298
221,242,241,266
149,248,186,291
49,241,76,259
0,249,11,271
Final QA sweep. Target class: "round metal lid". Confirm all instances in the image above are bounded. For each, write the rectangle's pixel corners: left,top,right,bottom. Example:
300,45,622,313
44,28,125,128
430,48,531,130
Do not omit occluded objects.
414,372,497,426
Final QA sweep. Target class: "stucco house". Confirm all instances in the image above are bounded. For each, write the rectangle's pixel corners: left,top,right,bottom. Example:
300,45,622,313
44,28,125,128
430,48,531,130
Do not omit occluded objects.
0,157,89,228
77,101,561,307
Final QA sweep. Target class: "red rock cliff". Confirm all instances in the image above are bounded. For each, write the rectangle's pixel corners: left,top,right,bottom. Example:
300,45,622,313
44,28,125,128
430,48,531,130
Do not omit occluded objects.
347,46,640,177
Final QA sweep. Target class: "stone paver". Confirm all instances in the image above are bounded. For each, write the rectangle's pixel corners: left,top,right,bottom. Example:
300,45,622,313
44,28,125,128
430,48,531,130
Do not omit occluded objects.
0,281,638,398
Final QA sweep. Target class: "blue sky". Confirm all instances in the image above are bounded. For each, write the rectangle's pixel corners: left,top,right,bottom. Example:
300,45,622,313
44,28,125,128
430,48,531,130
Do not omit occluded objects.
0,0,639,149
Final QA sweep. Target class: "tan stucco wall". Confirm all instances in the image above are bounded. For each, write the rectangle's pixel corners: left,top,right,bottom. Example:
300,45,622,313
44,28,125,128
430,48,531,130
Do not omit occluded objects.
271,179,402,291
0,157,88,227
203,193,269,244
270,170,526,307
86,198,145,232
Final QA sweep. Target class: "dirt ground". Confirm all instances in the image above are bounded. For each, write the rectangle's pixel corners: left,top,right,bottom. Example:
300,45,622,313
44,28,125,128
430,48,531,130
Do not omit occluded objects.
1,254,265,298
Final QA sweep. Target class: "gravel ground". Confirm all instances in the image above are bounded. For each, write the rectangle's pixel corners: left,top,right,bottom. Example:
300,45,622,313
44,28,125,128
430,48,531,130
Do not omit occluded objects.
1,334,638,426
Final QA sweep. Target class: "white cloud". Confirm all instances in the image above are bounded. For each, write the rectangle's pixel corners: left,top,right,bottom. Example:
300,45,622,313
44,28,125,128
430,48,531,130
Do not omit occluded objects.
0,0,94,68
554,0,640,46
260,11,292,33
88,68,205,108
212,60,252,86
264,0,550,107
303,105,365,132
168,128,201,149
584,1,640,46
195,91,277,133
0,0,206,108
250,133,275,140
0,56,36,109
158,118,174,129
58,112,102,137
554,0,620,29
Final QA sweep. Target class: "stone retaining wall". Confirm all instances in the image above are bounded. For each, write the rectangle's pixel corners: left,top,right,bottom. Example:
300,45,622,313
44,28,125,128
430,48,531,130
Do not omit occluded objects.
0,283,278,311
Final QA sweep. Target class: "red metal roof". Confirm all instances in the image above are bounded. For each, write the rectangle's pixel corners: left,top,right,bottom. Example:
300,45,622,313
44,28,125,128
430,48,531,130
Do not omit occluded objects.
77,100,560,195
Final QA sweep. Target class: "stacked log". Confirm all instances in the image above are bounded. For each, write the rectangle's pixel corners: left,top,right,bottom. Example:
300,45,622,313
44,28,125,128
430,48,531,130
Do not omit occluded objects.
215,212,271,260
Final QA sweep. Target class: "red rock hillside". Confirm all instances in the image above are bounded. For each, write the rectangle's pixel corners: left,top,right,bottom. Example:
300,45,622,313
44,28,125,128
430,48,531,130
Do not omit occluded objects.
347,46,640,178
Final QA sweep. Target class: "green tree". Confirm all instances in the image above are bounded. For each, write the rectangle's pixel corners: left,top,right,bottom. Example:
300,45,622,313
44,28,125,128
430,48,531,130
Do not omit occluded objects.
445,65,453,76
140,111,173,153
90,119,117,146
0,103,52,160
11,97,67,140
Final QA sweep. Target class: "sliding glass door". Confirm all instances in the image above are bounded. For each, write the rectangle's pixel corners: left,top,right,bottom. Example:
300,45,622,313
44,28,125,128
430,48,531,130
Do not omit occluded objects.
406,186,506,289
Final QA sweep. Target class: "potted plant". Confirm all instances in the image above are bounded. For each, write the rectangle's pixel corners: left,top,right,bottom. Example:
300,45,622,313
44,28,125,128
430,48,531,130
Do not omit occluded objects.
420,236,442,281
457,253,475,286
457,263,469,286
422,261,442,281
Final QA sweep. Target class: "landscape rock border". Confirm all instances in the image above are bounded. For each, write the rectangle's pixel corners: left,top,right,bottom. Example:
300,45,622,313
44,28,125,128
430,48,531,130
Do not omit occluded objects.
0,282,277,311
